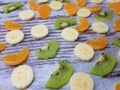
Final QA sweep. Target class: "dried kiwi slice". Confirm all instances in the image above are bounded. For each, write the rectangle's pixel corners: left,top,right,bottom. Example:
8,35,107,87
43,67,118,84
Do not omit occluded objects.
45,60,74,89
54,0,70,3
112,38,120,48
95,11,113,22
90,52,117,77
36,39,59,60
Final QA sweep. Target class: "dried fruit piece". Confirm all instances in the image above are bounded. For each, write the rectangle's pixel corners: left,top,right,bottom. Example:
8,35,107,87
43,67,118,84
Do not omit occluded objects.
115,82,120,90
4,20,23,31
54,0,70,3
0,42,6,52
64,2,77,15
114,18,120,32
29,1,38,10
90,0,103,4
2,47,29,66
2,2,24,13
84,5,102,12
112,38,120,47
37,5,51,19
86,36,108,50
75,18,90,32
76,0,86,7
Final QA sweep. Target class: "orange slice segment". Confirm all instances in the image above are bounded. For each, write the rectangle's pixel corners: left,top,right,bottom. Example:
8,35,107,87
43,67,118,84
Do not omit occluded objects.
84,5,102,13
4,20,23,31
64,2,77,16
76,0,86,7
0,42,6,52
29,1,38,10
37,5,51,19
115,83,120,90
2,47,29,66
75,18,90,32
114,18,120,32
86,36,107,50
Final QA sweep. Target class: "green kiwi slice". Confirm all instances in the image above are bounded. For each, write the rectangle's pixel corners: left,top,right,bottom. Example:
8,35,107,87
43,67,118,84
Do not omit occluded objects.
90,52,117,77
112,38,120,48
95,11,113,22
54,0,70,3
35,39,59,60
45,60,74,89
54,17,77,30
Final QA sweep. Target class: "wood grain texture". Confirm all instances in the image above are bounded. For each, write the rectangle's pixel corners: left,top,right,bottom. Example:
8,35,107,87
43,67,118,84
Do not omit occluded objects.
0,0,120,90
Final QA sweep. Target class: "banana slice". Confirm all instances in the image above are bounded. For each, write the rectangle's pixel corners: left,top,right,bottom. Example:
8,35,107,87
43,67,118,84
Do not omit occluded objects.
77,8,91,18
49,1,63,11
90,0,103,4
118,50,120,58
61,27,79,42
31,24,48,39
39,0,48,3
70,73,94,90
11,65,34,89
74,43,94,61
92,22,109,34
107,0,120,3
19,10,34,21
5,30,24,45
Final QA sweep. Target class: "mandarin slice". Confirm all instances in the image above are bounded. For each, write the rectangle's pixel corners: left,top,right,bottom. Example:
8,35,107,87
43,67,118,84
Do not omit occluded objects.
76,0,86,7
0,42,6,52
85,5,102,12
114,18,120,32
115,83,120,90
29,1,38,10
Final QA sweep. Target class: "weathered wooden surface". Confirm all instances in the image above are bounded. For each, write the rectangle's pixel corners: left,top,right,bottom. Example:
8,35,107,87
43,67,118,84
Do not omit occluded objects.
0,0,120,90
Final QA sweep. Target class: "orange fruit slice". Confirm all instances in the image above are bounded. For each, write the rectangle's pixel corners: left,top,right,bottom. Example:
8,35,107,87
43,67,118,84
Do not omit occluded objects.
64,2,77,15
75,18,90,32
0,42,6,52
86,36,107,50
29,1,38,10
37,5,51,19
84,5,102,13
2,47,29,66
114,18,120,32
76,0,86,7
4,20,23,31
115,83,120,90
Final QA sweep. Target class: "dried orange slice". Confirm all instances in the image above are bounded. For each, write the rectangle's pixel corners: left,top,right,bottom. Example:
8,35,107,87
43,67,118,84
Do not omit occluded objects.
75,18,90,32
108,2,120,15
86,36,107,50
115,83,120,90
64,2,77,15
84,5,102,12
114,18,120,32
29,1,38,10
0,42,6,52
2,47,29,66
37,5,51,19
4,20,23,31
76,0,86,7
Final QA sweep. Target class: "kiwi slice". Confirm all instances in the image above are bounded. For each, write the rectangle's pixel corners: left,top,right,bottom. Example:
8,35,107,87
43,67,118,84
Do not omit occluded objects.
90,52,117,77
112,38,120,48
45,60,74,89
95,11,113,22
36,39,59,60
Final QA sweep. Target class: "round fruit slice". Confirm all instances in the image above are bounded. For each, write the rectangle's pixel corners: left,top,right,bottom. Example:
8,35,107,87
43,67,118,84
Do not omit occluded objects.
45,60,74,89
90,52,117,77
76,18,90,32
70,73,94,90
2,47,29,66
118,50,120,58
76,0,86,7
92,22,109,34
31,24,48,39
4,20,23,31
95,11,113,22
86,36,108,50
39,0,48,3
77,8,91,18
49,1,63,11
74,43,94,61
0,42,6,52
61,27,79,42
29,1,38,10
114,18,120,32
115,82,120,90
11,65,34,89
19,10,35,21
90,0,103,4
112,38,120,47
107,0,120,3
5,30,24,45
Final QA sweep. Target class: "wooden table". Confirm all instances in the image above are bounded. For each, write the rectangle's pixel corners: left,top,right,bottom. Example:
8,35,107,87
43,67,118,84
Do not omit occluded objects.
0,0,120,90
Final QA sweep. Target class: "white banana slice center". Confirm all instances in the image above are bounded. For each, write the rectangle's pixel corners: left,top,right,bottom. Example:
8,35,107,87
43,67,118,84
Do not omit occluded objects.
90,0,103,4
74,43,94,61
107,0,120,3
61,27,79,42
5,30,24,45
11,65,34,89
39,0,48,3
